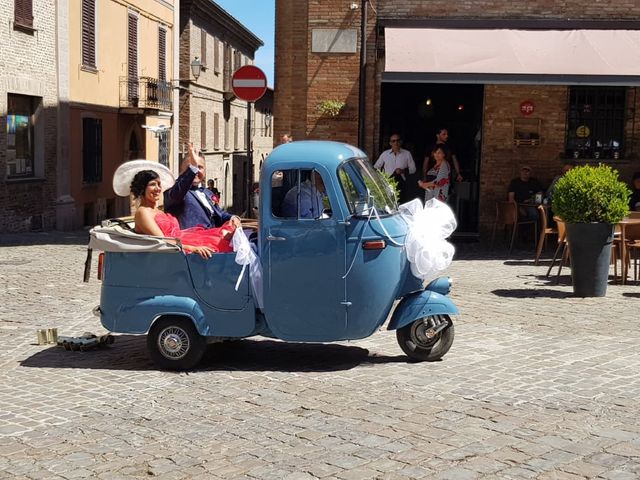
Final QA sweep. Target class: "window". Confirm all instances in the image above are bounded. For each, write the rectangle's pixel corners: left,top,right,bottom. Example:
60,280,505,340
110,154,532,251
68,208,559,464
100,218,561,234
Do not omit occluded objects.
214,113,220,150
244,118,248,150
200,28,207,66
6,94,39,178
272,169,331,219
224,117,229,150
14,0,33,30
158,27,167,82
158,131,169,167
223,43,231,91
233,117,238,150
201,111,207,149
83,118,102,183
127,12,138,103
338,158,398,216
81,0,96,68
566,87,626,160
214,37,220,73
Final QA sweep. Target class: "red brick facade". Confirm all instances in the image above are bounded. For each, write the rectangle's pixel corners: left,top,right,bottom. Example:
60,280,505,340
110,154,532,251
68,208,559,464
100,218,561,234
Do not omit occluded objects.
275,0,640,235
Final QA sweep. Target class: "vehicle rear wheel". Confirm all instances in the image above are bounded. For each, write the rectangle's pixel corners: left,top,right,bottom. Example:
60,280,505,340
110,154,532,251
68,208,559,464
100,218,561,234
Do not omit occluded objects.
396,315,454,362
147,316,206,370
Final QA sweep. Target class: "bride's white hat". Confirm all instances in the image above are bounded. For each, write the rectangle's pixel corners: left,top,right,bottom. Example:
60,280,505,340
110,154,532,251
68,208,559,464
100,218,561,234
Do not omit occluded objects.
112,160,175,197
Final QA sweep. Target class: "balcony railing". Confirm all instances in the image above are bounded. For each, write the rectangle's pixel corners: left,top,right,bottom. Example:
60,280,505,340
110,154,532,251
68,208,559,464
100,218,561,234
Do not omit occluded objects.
119,76,172,111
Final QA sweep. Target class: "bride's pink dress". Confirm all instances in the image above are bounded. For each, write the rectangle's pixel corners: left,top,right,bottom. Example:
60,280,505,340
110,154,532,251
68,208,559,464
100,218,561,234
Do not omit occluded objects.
154,212,235,253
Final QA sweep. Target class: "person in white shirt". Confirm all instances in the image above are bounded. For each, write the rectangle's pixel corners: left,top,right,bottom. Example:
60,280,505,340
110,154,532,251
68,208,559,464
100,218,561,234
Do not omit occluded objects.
374,133,416,201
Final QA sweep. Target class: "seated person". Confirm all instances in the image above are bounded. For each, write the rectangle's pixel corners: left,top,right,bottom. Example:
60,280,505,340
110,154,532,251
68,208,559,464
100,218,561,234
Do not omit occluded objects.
508,165,543,219
281,171,328,219
130,168,237,258
630,172,640,211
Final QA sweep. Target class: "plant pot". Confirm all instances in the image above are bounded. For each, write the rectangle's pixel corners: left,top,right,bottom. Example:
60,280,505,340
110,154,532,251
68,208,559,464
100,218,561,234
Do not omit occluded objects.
565,222,614,297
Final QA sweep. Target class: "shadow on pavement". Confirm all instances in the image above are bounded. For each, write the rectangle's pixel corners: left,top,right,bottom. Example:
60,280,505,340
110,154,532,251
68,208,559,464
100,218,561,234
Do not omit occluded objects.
491,288,574,299
623,292,640,298
0,230,89,247
20,336,409,373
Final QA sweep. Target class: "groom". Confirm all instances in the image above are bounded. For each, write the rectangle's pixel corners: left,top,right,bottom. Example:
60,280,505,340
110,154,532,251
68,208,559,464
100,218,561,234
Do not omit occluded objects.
164,143,241,230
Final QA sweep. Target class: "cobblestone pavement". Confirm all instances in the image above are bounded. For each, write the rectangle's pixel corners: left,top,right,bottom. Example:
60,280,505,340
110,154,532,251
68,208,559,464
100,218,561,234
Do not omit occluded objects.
0,232,639,479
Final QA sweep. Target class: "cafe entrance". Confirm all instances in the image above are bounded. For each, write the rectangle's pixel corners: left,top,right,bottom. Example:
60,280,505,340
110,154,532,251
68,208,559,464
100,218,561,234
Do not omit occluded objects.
379,82,484,237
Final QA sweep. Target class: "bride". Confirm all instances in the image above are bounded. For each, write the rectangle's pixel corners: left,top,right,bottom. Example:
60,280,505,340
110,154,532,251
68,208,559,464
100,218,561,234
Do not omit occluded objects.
129,168,237,259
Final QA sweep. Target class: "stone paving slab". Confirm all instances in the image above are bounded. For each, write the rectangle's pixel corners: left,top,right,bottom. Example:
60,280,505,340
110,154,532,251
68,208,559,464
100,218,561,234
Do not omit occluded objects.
0,233,639,478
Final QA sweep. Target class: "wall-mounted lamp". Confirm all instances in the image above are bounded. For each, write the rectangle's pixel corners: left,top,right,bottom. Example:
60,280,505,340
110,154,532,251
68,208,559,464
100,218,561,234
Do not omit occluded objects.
349,2,359,10
190,57,203,80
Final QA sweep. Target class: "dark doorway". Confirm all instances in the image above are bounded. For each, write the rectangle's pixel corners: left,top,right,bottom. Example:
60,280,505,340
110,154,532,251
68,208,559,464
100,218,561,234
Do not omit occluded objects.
380,83,484,236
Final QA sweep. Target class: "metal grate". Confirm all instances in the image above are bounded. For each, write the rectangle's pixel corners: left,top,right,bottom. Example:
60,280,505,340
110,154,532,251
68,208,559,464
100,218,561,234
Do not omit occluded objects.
566,86,626,160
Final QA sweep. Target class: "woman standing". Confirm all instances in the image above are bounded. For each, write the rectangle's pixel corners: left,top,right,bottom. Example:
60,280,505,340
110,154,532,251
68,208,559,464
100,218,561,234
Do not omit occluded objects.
418,146,451,202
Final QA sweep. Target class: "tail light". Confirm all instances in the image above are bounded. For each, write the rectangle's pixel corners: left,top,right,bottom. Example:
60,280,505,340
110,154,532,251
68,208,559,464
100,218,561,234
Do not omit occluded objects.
97,253,105,280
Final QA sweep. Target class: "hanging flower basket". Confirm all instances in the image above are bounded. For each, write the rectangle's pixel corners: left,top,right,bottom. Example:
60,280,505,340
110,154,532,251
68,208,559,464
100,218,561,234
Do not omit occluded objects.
316,99,346,117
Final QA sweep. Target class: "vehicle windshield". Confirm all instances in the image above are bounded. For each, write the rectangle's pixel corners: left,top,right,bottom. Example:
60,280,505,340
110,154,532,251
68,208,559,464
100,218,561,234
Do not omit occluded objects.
338,158,399,216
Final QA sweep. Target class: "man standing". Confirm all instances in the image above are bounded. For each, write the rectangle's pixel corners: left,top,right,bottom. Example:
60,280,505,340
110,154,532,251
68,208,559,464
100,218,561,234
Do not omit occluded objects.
426,128,463,183
374,133,416,202
164,143,241,229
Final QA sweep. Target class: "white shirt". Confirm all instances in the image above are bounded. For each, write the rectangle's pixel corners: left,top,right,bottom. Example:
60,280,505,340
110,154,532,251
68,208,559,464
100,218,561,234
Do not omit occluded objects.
374,148,416,177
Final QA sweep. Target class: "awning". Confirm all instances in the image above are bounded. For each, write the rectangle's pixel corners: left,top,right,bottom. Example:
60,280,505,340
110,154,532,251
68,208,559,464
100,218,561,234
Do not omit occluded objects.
384,27,640,85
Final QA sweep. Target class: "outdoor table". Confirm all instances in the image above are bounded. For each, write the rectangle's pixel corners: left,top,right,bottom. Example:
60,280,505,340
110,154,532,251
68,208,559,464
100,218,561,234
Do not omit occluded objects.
618,217,640,285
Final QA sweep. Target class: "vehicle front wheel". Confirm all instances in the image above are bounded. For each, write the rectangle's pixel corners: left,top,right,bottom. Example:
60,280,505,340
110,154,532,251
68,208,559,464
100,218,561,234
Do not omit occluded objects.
147,316,206,370
396,315,454,362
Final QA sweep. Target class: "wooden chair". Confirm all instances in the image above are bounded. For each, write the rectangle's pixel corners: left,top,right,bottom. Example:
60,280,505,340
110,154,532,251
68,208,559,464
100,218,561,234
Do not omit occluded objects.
623,223,640,282
534,205,557,265
545,217,568,283
490,201,537,253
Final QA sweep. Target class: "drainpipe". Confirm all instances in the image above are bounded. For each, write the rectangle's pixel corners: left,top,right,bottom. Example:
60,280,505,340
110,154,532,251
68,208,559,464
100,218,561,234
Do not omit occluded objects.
357,0,368,150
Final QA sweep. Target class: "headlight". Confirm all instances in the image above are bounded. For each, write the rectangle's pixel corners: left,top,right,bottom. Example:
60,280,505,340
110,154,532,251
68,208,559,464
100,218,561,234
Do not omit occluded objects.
426,277,452,296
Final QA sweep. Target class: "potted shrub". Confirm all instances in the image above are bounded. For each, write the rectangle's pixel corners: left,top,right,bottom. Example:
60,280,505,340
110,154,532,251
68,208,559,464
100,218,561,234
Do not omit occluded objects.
552,164,630,296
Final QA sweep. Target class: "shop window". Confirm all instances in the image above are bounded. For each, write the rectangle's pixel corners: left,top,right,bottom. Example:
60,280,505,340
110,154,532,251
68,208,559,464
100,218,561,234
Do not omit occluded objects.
83,117,102,183
6,93,39,179
566,87,626,160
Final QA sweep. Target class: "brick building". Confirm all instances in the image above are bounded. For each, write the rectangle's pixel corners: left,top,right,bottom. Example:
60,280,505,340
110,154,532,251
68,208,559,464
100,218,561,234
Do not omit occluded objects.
0,0,58,231
274,1,640,236
179,0,265,215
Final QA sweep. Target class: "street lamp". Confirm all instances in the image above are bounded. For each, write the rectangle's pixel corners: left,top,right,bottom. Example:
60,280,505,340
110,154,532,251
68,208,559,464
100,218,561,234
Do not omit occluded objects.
190,57,203,81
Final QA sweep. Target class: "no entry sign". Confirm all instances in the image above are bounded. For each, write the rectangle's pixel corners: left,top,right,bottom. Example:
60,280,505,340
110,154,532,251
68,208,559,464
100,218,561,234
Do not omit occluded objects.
232,65,267,102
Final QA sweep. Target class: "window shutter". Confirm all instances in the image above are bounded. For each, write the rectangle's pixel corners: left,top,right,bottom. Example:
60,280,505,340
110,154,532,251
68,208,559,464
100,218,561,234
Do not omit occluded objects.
201,112,207,149
234,117,238,150
224,117,229,150
158,27,166,82
214,113,220,150
201,28,207,66
214,37,220,73
15,0,33,28
128,13,138,78
244,118,248,150
127,13,138,102
81,0,96,67
223,43,231,91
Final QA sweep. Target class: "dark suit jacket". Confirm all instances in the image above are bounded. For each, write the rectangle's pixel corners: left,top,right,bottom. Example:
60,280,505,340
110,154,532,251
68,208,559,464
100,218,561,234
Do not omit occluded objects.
163,167,233,229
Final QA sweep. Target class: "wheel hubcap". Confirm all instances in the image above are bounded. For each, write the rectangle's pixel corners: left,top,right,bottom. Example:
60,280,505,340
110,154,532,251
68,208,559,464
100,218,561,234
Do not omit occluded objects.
158,326,190,359
410,316,445,348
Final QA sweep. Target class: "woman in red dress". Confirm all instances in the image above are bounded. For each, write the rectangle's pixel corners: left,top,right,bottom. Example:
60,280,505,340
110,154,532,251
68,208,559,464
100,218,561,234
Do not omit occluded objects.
130,170,236,258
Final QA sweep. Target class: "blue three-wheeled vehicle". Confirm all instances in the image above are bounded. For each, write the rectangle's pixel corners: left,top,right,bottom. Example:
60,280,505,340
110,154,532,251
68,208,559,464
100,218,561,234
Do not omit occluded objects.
88,141,459,369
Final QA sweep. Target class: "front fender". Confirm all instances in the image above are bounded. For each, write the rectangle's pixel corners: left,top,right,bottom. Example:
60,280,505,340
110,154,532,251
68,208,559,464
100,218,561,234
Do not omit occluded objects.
387,290,459,331
111,295,210,336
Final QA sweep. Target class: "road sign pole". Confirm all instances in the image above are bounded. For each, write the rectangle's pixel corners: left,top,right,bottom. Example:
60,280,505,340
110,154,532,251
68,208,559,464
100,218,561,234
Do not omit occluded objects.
247,101,253,218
